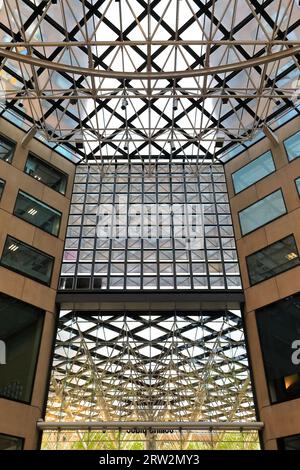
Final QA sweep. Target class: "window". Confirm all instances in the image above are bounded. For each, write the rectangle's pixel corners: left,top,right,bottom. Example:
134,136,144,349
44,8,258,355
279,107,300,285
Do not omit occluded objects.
278,434,300,450
0,179,5,200
24,153,67,195
14,191,61,236
0,236,54,285
246,235,300,285
0,134,15,163
0,433,23,450
0,293,44,404
295,178,300,197
239,189,286,236
232,151,275,194
256,294,300,404
284,131,300,161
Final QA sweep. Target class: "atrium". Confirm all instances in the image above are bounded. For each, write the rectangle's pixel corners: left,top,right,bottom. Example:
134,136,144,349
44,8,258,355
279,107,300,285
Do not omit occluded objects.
0,0,300,451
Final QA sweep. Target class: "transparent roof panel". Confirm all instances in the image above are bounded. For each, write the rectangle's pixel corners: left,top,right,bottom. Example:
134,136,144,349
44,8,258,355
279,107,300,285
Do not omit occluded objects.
0,0,299,166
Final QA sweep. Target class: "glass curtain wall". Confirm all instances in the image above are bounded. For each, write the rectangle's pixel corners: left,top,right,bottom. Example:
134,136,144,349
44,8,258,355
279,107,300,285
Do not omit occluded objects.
60,163,241,291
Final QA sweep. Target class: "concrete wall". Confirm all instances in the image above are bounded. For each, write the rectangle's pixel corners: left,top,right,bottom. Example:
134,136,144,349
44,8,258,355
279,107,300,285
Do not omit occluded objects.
0,118,75,449
224,116,300,449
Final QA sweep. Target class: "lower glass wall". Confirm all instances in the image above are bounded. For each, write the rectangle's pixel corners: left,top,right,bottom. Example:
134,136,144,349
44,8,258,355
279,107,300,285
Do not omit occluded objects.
42,309,259,450
42,429,259,451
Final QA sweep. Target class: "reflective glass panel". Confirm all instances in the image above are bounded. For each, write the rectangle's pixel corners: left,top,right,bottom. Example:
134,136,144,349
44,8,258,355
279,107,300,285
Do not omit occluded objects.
0,135,15,163
232,151,275,193
239,190,286,235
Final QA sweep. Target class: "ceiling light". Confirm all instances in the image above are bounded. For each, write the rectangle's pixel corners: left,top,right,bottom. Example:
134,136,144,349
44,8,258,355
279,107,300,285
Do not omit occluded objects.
8,244,19,252
121,98,128,110
285,252,298,261
28,208,38,216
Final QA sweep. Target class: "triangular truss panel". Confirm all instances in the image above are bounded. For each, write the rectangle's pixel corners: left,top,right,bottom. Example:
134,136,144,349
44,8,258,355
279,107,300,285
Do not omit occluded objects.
45,310,256,432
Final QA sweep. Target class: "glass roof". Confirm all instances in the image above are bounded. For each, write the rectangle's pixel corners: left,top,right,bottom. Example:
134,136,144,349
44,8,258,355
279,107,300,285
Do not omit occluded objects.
1,0,300,166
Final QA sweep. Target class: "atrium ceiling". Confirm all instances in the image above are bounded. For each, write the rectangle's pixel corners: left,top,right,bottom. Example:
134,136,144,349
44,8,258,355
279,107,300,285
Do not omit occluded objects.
0,0,300,167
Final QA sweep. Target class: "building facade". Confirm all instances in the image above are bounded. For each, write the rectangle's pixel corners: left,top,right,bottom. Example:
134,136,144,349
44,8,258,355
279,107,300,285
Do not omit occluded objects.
224,116,300,450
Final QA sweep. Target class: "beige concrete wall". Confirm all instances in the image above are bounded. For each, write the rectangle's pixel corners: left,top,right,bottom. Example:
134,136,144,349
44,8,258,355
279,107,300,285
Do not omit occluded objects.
0,118,75,449
224,115,300,449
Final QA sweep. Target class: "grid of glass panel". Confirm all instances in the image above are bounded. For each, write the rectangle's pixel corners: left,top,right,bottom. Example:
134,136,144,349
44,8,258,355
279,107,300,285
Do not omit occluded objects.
60,163,241,291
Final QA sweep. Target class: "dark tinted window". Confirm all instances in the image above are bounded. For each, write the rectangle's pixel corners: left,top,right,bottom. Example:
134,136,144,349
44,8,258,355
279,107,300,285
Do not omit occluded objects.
0,135,15,163
278,434,300,450
246,235,300,285
14,191,61,236
0,433,23,450
24,153,67,195
0,179,5,200
0,236,54,285
256,294,300,403
0,293,44,404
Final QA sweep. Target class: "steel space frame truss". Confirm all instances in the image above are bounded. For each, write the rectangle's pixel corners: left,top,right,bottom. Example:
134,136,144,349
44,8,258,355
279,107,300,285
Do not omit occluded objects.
45,309,256,449
1,0,300,169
